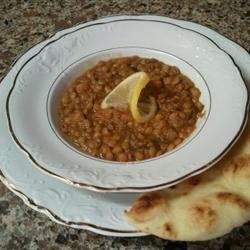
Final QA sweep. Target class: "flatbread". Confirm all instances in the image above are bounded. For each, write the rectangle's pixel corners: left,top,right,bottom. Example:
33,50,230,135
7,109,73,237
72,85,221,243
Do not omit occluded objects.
125,117,250,241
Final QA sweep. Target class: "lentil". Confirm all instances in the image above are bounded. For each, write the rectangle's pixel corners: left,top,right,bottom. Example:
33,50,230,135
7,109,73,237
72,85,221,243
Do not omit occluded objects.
58,56,204,162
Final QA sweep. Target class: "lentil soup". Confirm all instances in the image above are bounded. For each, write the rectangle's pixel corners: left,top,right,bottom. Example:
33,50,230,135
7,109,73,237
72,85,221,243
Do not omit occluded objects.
58,56,204,162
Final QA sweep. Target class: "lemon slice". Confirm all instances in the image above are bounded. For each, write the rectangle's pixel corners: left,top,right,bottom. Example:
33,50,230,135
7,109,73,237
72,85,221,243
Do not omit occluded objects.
101,72,157,123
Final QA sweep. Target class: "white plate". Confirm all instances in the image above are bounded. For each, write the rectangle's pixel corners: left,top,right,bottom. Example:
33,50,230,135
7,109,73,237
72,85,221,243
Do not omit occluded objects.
6,17,248,192
0,15,249,237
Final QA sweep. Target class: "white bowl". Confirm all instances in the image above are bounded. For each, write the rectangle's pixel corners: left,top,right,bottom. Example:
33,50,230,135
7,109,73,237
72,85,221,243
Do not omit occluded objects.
47,47,210,160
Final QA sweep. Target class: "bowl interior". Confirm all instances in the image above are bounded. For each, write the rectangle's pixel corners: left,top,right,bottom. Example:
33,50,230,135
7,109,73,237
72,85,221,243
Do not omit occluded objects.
47,47,210,161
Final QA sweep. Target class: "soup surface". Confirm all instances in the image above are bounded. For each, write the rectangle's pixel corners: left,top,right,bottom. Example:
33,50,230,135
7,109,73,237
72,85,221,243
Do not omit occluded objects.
58,56,204,162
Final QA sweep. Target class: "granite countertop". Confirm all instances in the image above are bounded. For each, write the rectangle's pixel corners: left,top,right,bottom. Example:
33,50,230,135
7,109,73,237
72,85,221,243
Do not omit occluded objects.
0,0,249,249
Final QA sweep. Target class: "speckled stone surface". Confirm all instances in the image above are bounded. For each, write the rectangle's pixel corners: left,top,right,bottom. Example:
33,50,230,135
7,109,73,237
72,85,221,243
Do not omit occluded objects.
0,0,250,249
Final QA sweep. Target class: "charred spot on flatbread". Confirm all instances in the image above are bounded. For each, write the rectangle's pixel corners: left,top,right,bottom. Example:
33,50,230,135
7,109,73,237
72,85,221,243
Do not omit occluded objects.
225,155,250,175
163,223,177,239
191,201,217,230
216,192,249,210
223,155,250,188
187,176,202,186
125,192,166,221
